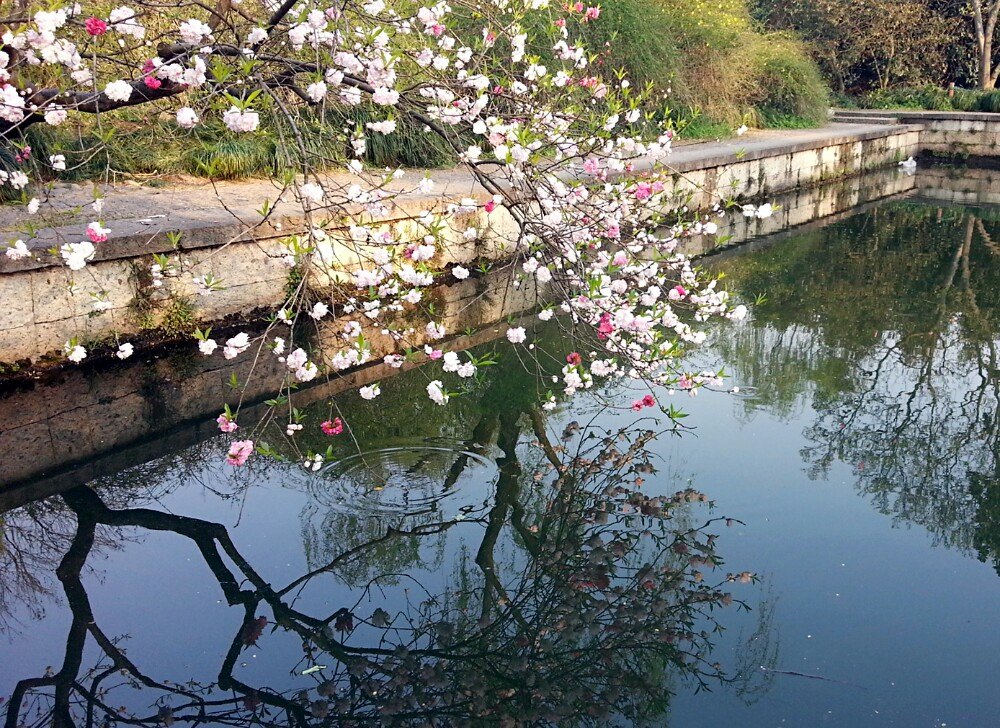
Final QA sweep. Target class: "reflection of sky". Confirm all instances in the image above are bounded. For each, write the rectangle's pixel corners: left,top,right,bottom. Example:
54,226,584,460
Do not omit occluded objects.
666,387,1000,726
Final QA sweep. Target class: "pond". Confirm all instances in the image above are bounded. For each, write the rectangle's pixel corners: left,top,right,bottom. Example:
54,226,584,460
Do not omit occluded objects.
3,185,1000,726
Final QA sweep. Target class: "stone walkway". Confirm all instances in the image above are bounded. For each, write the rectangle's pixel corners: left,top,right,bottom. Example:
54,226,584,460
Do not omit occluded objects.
0,122,909,239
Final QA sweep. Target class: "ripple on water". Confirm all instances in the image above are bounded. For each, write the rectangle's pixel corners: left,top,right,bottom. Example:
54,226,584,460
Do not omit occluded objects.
302,438,500,519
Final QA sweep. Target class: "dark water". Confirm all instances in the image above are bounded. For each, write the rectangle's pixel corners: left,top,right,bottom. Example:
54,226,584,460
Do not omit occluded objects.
3,198,1000,726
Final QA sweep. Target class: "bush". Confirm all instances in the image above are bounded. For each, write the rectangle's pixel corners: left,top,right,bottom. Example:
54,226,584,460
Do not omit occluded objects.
856,85,1000,113
860,85,978,111
14,0,829,183
21,105,459,183
979,91,1000,113
573,0,829,129
952,88,984,112
748,36,830,123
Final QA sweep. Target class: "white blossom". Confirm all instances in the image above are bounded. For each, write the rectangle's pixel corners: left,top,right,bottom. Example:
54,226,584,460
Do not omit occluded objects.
103,80,133,102
506,326,527,344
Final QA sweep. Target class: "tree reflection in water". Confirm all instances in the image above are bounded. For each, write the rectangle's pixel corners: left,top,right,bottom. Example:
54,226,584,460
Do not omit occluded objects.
713,202,1000,573
2,406,765,727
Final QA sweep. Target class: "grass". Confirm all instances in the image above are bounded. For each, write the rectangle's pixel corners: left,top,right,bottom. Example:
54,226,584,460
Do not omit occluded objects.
16,104,459,185
573,0,829,131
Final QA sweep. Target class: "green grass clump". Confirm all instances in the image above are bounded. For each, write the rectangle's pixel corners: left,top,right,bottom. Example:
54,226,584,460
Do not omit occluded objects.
20,104,461,184
978,91,1000,113
856,85,1000,113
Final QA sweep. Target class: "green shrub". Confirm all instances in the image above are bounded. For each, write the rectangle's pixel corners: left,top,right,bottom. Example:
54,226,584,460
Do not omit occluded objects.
978,91,1000,113
858,85,990,112
952,88,983,111
749,36,830,124
11,0,828,184
572,0,828,130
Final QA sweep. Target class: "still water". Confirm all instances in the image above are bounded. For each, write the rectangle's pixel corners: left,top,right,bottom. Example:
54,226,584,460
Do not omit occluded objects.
3,198,1000,726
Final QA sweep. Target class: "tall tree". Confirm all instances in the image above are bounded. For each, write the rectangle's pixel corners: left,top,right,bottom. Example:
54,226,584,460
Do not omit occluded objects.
971,0,1000,88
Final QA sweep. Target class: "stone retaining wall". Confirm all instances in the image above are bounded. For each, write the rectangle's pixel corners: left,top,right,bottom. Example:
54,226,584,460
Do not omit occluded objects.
0,124,923,365
894,111,1000,158
669,126,920,208
0,265,540,497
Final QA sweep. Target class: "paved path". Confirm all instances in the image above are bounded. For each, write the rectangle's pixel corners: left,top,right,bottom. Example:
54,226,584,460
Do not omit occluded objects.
0,122,910,240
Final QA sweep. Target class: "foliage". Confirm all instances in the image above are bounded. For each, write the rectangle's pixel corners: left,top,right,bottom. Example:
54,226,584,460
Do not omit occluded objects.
754,0,955,93
577,0,828,127
855,84,1000,112
861,85,966,111
23,106,457,181
979,89,1000,112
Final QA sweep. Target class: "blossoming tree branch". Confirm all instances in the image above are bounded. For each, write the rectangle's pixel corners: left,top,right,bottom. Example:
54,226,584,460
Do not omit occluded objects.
0,0,753,468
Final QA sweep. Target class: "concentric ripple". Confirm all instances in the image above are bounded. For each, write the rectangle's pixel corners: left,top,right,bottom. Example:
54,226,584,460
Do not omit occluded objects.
303,438,500,519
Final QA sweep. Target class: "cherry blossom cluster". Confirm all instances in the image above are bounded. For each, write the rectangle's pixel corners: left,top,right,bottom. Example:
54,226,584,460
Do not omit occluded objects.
0,0,753,467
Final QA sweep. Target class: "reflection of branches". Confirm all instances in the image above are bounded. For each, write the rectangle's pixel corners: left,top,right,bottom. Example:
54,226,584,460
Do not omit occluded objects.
800,213,1000,559
720,206,1000,567
4,413,757,727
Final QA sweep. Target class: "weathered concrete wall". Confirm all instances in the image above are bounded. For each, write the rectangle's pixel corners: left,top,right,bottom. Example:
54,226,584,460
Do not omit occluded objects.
0,201,520,364
0,265,540,496
683,165,916,256
897,112,1000,158
669,127,920,209
835,110,1000,159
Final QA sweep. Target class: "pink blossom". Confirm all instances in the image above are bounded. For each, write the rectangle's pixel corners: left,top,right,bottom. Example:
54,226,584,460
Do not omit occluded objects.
86,223,109,243
431,23,445,36
631,394,656,412
668,285,687,301
217,414,238,433
428,349,443,360
678,375,694,390
566,351,582,366
633,182,652,201
583,157,599,175
85,17,108,36
321,417,344,435
142,58,161,89
597,313,614,340
484,200,496,213
226,440,254,466
555,18,566,27
584,6,601,20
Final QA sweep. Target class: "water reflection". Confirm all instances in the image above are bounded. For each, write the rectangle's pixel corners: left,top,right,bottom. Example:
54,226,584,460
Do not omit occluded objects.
713,202,1000,572
2,382,766,727
13,185,1000,726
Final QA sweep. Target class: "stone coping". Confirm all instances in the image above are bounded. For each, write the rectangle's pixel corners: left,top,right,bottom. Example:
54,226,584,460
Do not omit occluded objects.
835,108,1000,123
666,122,923,173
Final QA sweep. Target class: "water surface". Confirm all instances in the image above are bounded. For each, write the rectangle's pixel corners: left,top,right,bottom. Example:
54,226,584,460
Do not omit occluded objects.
3,194,1000,726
